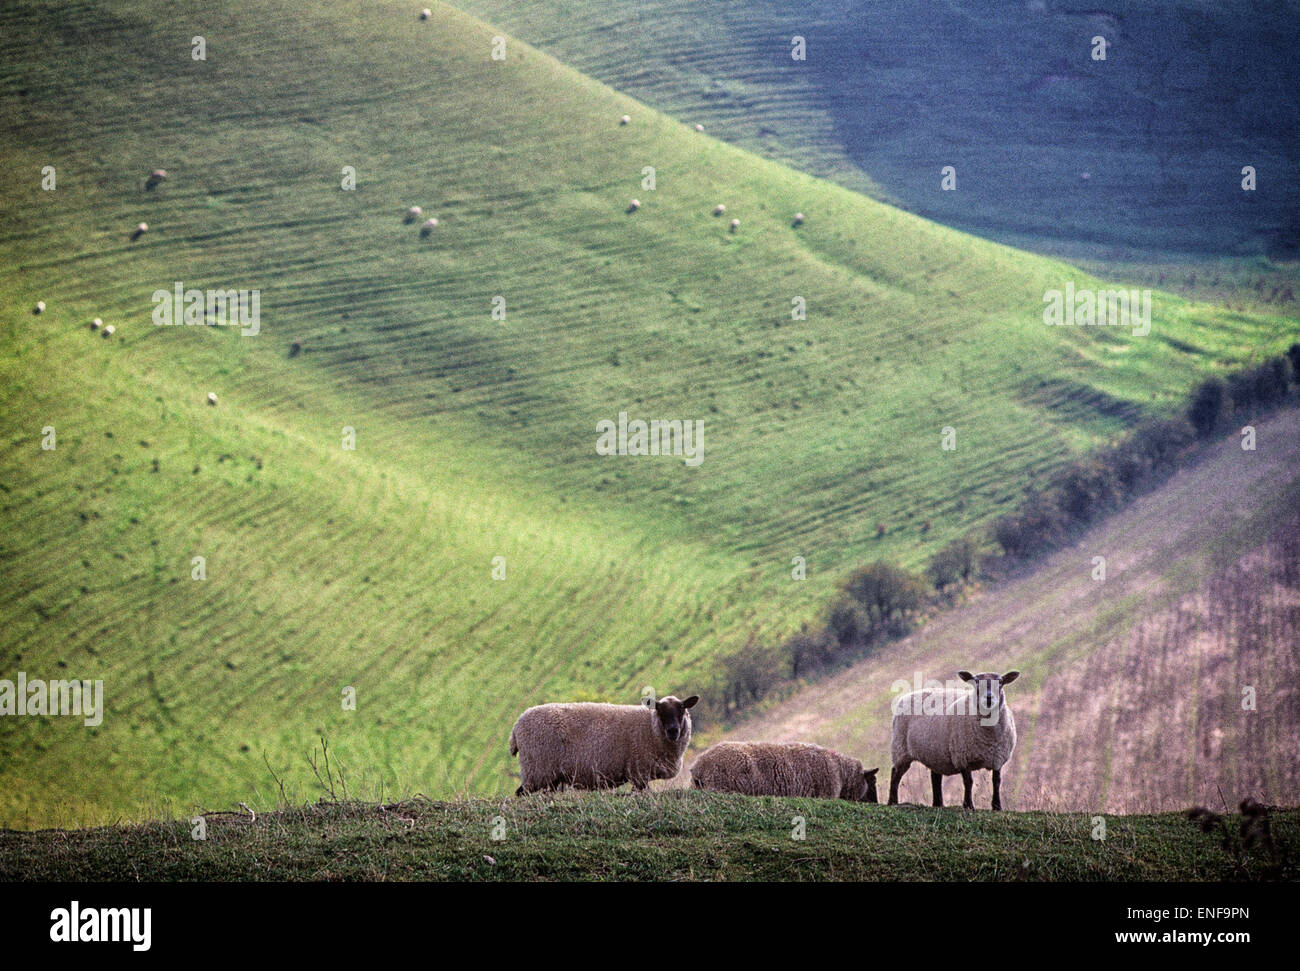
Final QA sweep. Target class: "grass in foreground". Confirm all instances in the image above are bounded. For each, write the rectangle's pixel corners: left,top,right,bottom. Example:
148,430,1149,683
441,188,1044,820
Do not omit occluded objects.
2,791,1295,882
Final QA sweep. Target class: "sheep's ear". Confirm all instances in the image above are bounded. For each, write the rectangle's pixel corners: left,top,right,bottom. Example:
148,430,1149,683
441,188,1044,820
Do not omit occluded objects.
864,768,879,779
957,671,974,682
682,695,699,709
1001,671,1020,685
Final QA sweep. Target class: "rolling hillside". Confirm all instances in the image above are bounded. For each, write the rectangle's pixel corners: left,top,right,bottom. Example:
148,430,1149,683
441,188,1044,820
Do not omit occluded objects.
456,0,1300,259
0,0,1293,827
716,407,1300,813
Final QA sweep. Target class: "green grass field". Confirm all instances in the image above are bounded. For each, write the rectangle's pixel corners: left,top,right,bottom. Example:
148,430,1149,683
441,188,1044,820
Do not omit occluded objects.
0,0,1294,828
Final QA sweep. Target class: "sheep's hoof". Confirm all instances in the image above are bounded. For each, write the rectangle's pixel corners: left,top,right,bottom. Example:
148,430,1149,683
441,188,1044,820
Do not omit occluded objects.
514,786,525,797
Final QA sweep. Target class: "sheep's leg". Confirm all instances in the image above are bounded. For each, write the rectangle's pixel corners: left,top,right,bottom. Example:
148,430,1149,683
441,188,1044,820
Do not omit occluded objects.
888,760,911,805
991,769,1002,811
515,785,525,797
960,769,974,809
930,770,944,808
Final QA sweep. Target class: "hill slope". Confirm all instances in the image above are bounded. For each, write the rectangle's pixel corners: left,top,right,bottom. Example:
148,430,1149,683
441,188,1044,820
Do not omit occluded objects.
716,408,1300,813
456,0,1300,258
0,0,1292,826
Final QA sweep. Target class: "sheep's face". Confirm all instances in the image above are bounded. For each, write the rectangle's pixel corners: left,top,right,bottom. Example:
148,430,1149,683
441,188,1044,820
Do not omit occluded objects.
653,695,698,744
959,670,1020,718
854,767,880,803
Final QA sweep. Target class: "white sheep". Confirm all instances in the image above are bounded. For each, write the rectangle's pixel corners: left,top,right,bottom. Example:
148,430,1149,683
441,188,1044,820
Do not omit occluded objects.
90,318,102,330
132,222,148,240
102,325,115,337
207,392,217,406
620,114,631,125
692,741,878,802
420,7,431,19
888,670,1020,810
509,694,698,794
628,198,640,211
694,124,704,132
729,218,740,232
34,301,45,314
419,217,438,236
405,205,423,223
793,212,805,226
145,169,167,190
713,204,726,216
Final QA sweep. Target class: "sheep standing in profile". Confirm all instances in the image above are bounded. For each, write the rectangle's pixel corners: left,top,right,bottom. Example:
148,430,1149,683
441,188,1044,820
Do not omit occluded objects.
145,169,167,190
509,693,698,794
131,222,148,241
888,670,1020,810
405,206,422,223
692,741,878,802
420,217,438,237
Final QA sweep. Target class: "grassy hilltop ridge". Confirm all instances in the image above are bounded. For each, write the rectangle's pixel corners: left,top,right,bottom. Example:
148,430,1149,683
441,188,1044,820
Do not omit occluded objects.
0,0,1294,827
2,792,1297,882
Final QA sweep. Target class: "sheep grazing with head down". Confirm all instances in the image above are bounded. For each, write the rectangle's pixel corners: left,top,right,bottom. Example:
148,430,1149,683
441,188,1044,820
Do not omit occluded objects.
34,301,45,314
692,741,878,802
792,212,805,227
628,198,640,212
419,217,438,237
729,218,740,232
888,670,1020,810
420,7,431,19
713,204,726,216
620,114,631,126
145,169,167,190
102,325,115,337
509,693,699,795
405,206,422,223
132,222,148,241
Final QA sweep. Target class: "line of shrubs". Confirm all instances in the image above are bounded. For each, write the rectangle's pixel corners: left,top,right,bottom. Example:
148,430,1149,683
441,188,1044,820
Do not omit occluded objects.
692,343,1299,728
993,345,1298,560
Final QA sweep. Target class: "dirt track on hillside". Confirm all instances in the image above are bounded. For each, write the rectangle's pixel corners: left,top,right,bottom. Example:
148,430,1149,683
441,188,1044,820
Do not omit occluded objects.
705,408,1300,813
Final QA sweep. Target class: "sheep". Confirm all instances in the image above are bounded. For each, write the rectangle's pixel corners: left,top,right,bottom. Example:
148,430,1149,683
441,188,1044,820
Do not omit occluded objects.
888,670,1020,810
131,222,148,241
207,392,217,406
729,218,739,232
620,114,631,125
90,318,102,330
692,741,878,802
712,204,726,216
694,124,704,132
420,217,438,237
34,301,45,314
145,169,167,190
792,212,805,226
405,206,423,223
102,325,115,337
509,693,698,795
420,7,431,19
628,198,640,212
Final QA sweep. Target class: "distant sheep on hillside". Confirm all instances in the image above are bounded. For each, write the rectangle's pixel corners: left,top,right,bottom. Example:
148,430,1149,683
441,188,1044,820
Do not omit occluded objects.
102,325,115,337
628,198,641,212
90,318,102,330
405,206,422,223
729,218,739,232
694,124,704,132
713,204,726,216
132,222,148,241
34,301,45,314
793,212,805,226
420,217,438,237
620,114,631,125
420,7,431,19
510,694,698,794
207,392,218,406
145,169,167,190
